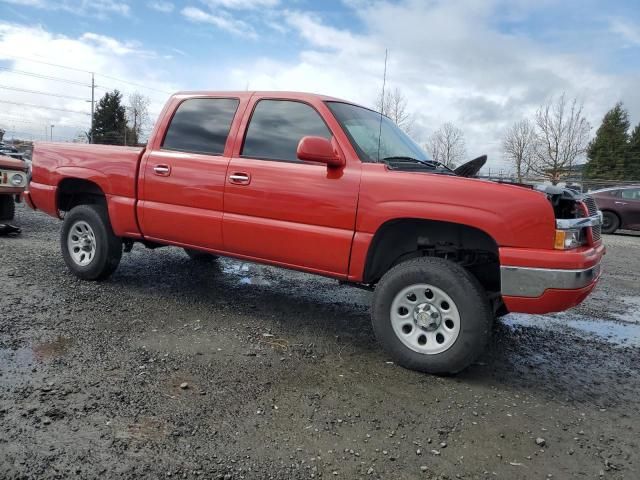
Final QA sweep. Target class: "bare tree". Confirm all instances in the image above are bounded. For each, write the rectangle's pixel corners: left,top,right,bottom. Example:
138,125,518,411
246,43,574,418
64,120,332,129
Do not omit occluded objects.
0,127,5,142
127,92,151,145
375,86,414,135
530,93,590,185
424,122,467,168
502,119,535,182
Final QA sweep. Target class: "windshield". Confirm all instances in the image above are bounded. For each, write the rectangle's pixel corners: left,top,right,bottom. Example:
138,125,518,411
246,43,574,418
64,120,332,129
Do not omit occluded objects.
326,101,430,163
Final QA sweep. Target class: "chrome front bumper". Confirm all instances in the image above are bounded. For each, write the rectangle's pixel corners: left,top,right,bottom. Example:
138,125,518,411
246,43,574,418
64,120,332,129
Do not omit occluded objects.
500,262,601,297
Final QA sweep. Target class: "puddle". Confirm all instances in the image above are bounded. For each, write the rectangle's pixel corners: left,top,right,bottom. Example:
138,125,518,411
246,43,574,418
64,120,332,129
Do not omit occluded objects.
222,262,271,286
0,337,73,387
111,417,170,441
505,312,640,348
32,336,73,360
613,296,640,324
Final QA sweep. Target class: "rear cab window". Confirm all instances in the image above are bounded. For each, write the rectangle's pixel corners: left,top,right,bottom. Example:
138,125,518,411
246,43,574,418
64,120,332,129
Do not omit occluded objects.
241,100,331,162
162,98,239,155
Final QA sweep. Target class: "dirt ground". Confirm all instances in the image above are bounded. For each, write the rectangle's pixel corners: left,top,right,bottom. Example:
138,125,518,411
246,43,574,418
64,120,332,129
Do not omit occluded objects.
1,204,639,479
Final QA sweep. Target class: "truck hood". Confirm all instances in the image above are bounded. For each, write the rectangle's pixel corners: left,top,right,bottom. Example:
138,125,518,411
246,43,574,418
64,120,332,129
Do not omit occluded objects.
0,155,27,171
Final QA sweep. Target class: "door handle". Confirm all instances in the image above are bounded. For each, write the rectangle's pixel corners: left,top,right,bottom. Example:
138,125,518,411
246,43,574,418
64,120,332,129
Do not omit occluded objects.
229,172,251,185
615,201,628,205
153,164,171,176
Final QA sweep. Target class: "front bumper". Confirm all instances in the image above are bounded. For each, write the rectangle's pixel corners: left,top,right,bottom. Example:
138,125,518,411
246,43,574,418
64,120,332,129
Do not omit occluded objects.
499,244,605,314
501,263,601,297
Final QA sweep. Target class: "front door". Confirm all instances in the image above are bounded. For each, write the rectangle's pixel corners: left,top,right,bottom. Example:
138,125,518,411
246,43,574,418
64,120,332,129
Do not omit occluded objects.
618,188,640,229
223,98,361,277
138,97,240,250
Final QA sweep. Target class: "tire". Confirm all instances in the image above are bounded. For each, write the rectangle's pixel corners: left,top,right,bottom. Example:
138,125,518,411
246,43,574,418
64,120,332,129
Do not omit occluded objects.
61,204,122,280
184,248,218,262
0,195,15,221
371,257,493,375
601,211,620,234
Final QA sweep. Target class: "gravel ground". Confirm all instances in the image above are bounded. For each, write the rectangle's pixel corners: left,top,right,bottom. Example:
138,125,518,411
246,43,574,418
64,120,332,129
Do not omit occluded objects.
1,204,639,479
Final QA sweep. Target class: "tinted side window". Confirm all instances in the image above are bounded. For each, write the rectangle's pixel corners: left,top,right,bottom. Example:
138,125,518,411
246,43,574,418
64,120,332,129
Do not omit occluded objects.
241,100,331,162
162,98,239,155
621,188,640,200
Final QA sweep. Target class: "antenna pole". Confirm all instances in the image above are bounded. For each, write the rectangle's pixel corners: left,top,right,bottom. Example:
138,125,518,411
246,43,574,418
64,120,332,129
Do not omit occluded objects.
376,49,388,162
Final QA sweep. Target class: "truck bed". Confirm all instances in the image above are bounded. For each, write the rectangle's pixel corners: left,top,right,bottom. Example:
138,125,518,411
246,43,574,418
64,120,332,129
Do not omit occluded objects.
29,142,146,236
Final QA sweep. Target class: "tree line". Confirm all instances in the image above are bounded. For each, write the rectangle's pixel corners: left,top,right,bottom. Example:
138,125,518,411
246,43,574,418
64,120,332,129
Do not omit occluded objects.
377,87,640,183
89,90,150,146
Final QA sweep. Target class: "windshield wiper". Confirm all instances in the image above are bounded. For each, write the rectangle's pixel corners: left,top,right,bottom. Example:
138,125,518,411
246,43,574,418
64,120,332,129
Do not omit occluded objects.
381,156,455,172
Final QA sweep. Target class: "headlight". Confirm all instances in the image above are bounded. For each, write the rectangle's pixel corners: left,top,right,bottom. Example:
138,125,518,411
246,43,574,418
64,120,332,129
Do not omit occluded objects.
554,228,586,250
10,173,25,187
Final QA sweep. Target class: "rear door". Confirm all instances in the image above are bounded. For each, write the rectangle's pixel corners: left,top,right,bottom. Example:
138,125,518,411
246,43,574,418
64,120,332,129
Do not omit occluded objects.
138,97,241,250
223,98,361,277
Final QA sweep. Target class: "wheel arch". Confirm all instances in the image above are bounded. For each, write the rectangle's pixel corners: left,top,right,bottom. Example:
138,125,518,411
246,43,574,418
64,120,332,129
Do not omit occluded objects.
57,177,107,213
362,218,501,291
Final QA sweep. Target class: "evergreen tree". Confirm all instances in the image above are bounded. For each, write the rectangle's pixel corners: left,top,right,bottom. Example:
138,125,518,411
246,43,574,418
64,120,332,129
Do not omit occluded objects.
91,90,130,145
628,123,640,179
584,102,630,180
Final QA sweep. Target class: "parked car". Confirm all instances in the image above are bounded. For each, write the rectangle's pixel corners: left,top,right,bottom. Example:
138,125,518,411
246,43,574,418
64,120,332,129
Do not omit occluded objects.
25,91,605,374
0,153,28,220
590,186,640,234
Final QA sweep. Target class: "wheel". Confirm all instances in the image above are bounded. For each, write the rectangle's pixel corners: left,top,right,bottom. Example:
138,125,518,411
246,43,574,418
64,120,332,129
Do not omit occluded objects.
0,195,15,221
601,211,620,234
184,248,218,262
61,204,122,280
371,257,493,375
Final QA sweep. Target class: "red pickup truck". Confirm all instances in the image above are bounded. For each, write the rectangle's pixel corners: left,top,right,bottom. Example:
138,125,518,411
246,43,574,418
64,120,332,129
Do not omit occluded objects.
25,91,604,374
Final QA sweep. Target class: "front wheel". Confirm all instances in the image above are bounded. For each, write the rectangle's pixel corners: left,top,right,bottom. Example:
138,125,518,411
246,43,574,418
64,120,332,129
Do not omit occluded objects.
371,257,493,375
61,204,122,280
601,211,620,234
0,195,15,221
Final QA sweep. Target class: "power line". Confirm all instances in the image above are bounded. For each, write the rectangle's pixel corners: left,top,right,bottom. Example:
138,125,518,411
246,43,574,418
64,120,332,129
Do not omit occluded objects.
0,85,88,101
95,73,173,95
0,99,90,115
0,66,92,87
0,54,93,74
1,55,173,95
0,115,87,130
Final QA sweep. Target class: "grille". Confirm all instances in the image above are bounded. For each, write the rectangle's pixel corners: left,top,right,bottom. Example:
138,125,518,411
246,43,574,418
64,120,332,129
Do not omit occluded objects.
583,196,598,216
582,195,601,243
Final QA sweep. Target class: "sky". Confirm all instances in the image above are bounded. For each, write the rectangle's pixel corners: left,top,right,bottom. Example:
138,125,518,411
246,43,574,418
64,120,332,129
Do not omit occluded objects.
1,0,640,171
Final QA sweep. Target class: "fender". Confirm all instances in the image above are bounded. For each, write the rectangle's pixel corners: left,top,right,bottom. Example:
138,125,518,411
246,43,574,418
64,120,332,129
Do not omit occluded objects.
55,167,114,198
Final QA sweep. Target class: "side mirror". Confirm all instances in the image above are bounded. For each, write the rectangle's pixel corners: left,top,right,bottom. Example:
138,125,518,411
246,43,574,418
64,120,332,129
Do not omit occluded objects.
297,136,345,167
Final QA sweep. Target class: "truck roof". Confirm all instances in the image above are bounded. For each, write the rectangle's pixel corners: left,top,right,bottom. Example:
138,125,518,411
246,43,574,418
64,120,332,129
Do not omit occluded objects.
172,90,356,104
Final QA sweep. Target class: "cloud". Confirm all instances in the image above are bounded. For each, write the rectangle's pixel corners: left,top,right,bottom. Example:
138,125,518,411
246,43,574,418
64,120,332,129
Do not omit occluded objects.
610,17,640,47
0,23,176,141
181,6,257,39
147,0,173,14
0,0,131,17
228,1,640,170
200,0,279,9
80,33,156,57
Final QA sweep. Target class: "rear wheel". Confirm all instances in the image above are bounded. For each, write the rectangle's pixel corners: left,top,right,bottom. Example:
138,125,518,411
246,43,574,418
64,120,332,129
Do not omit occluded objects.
601,211,620,234
0,195,15,221
371,257,493,375
184,248,218,262
61,204,122,280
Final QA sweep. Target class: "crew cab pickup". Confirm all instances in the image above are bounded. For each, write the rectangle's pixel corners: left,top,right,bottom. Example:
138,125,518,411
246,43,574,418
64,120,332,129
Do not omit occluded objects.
25,91,605,374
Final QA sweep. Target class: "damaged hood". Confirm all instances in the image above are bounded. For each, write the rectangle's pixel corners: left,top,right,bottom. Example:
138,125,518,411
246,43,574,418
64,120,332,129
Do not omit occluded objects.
453,155,487,178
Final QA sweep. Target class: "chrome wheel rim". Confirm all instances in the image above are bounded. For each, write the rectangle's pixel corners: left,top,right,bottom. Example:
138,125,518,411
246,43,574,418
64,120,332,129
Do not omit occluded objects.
67,220,96,266
390,283,461,355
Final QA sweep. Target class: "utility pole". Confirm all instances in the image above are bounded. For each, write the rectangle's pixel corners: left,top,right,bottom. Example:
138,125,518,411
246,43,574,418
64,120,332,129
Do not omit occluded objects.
50,124,54,141
90,72,95,144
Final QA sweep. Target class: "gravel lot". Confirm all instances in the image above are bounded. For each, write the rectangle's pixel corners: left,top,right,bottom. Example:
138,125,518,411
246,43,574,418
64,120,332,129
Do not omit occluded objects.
1,204,639,479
